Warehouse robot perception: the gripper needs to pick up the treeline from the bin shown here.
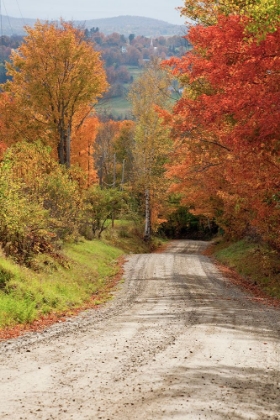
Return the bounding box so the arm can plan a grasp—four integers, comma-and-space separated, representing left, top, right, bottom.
85, 29, 190, 65
0, 34, 23, 54
0, 22, 120, 266
0, 138, 132, 266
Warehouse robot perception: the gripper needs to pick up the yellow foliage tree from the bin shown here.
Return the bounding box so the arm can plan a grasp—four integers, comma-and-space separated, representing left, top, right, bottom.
2, 20, 108, 167
128, 60, 172, 240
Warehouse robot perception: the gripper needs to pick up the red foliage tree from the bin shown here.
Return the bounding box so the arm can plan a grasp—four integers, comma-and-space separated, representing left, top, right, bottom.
164, 15, 280, 247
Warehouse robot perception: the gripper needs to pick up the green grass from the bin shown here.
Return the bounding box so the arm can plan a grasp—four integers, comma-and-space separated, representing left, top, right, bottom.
97, 96, 132, 119
0, 220, 161, 329
213, 238, 280, 299
126, 66, 143, 79
0, 239, 123, 328
102, 221, 151, 253
96, 65, 145, 119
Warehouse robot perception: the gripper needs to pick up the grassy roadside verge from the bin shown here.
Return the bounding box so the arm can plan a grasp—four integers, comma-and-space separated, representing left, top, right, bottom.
209, 238, 280, 303
0, 240, 123, 335
0, 223, 159, 338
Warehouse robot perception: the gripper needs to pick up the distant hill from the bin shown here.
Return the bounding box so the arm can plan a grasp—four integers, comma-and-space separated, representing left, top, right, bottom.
0, 15, 185, 37
0, 15, 35, 36
78, 16, 185, 36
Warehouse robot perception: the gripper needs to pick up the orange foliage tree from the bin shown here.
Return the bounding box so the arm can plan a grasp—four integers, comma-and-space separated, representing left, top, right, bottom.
0, 91, 52, 149
164, 14, 280, 247
1, 20, 108, 167
94, 119, 135, 189
71, 112, 99, 187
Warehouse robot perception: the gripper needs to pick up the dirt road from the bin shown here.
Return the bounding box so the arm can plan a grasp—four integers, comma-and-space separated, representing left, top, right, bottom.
0, 240, 280, 419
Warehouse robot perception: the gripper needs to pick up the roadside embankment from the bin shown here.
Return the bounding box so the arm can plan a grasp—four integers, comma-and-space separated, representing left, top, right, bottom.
0, 222, 160, 339
208, 238, 280, 307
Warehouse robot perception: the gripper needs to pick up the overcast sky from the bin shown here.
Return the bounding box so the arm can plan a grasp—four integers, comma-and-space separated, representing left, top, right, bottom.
1, 0, 186, 25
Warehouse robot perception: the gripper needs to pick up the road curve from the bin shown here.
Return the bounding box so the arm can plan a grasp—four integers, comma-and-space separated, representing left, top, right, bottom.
0, 240, 280, 419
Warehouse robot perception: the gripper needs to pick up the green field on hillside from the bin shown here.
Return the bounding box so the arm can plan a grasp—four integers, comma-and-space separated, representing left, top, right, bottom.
97, 96, 132, 120
97, 65, 144, 119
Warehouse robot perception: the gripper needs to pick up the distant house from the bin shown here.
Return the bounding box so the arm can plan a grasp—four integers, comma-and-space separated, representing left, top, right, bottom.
121, 46, 127, 54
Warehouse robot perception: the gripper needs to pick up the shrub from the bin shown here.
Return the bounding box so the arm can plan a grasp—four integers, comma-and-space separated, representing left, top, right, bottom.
0, 142, 84, 264
0, 161, 51, 264
81, 187, 128, 238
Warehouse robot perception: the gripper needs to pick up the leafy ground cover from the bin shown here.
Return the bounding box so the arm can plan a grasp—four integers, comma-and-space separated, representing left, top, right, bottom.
209, 238, 280, 305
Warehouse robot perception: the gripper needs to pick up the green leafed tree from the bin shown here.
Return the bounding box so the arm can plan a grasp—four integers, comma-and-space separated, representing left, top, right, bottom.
81, 186, 128, 239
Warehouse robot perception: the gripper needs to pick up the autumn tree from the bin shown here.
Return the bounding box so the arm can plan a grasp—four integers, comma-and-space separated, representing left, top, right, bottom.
164, 8, 280, 247
0, 91, 52, 148
179, 0, 280, 36
94, 119, 135, 189
71, 113, 99, 187
81, 186, 128, 239
2, 20, 108, 167
128, 60, 172, 240
94, 119, 122, 188
113, 120, 135, 188
0, 141, 85, 264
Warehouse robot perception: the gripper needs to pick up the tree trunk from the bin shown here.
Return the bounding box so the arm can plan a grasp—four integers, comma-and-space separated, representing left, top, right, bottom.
144, 188, 151, 241
113, 153, 116, 188
120, 159, 125, 191
99, 155, 104, 189
65, 126, 71, 168
58, 128, 65, 165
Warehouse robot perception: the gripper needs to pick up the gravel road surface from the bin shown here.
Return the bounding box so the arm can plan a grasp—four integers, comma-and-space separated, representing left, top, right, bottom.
0, 240, 280, 419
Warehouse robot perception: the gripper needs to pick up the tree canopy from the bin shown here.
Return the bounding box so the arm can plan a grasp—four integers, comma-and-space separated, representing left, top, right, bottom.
180, 0, 280, 35
128, 60, 173, 240
164, 1, 280, 248
2, 20, 108, 166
